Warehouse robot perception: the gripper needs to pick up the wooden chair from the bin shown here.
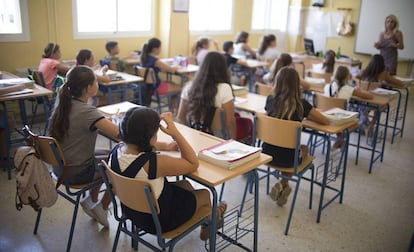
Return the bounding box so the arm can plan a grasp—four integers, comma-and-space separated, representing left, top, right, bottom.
210, 107, 228, 139
314, 93, 347, 110
309, 71, 332, 84
255, 82, 272, 96
99, 160, 211, 252
252, 113, 315, 235
134, 65, 181, 113
22, 125, 104, 252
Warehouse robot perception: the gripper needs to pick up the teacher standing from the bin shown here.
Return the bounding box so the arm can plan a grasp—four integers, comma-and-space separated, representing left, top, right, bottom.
374, 14, 404, 75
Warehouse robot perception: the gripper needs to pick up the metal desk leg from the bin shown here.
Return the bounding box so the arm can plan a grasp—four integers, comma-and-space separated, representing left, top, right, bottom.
380, 105, 389, 162
400, 87, 410, 137
209, 187, 218, 252
1, 101, 12, 180
253, 169, 259, 251
339, 129, 350, 203
391, 90, 402, 144
317, 136, 331, 223
368, 106, 381, 174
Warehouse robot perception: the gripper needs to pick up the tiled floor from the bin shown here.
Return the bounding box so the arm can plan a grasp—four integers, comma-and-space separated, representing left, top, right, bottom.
0, 97, 413, 252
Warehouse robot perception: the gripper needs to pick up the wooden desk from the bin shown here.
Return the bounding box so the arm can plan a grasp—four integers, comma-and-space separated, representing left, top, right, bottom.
302, 119, 358, 223
0, 75, 52, 179
157, 123, 271, 252
99, 72, 143, 104
162, 61, 199, 87
234, 93, 266, 114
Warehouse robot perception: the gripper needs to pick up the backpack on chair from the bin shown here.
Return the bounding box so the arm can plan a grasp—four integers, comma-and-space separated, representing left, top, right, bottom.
14, 132, 58, 212
235, 112, 253, 145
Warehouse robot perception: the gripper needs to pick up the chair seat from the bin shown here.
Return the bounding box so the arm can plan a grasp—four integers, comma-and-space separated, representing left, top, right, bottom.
68, 177, 103, 190
267, 155, 315, 174
161, 204, 210, 239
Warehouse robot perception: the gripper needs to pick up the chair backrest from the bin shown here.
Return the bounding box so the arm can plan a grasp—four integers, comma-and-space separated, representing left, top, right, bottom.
210, 107, 227, 139
255, 113, 301, 150
102, 160, 160, 214
310, 71, 332, 83
134, 65, 157, 85
358, 80, 381, 91
22, 125, 65, 167
32, 71, 46, 87
314, 93, 347, 110
255, 82, 272, 96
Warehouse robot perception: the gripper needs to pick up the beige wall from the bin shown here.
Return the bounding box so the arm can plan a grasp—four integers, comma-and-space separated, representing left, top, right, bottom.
0, 0, 410, 76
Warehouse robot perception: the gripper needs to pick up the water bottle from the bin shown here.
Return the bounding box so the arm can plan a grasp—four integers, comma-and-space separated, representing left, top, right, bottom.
336, 47, 341, 59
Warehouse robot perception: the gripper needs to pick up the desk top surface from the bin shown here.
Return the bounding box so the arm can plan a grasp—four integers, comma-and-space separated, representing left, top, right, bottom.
245, 59, 270, 68
235, 93, 267, 114
101, 71, 143, 86
158, 123, 272, 186
0, 84, 52, 101
302, 119, 358, 134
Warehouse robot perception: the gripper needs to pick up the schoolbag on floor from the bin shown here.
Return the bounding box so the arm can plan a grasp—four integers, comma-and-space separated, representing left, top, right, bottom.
14, 145, 58, 211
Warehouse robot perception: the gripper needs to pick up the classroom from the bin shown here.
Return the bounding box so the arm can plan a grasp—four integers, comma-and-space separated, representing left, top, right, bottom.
0, 0, 413, 251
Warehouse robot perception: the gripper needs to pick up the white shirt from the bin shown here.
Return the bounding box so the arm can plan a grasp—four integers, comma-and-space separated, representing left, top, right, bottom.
196, 48, 208, 66
181, 82, 234, 107
259, 47, 280, 62
324, 81, 355, 101
115, 151, 164, 199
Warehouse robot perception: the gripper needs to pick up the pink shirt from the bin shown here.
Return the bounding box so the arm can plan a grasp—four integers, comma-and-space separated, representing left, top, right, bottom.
38, 58, 60, 90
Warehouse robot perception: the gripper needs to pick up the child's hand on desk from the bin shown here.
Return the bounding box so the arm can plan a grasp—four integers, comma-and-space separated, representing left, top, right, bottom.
101, 65, 109, 74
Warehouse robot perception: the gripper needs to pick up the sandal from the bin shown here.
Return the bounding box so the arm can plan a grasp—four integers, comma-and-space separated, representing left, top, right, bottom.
200, 201, 227, 241
276, 186, 292, 207
269, 182, 283, 201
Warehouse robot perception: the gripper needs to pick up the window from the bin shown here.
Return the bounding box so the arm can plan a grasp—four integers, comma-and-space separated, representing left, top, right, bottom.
0, 0, 30, 42
73, 0, 153, 39
189, 0, 233, 33
251, 0, 288, 31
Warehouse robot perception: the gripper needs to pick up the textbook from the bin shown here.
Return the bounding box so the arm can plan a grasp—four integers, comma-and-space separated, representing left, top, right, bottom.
322, 107, 359, 125
232, 84, 248, 97
304, 77, 326, 86
198, 140, 262, 169
0, 78, 33, 96
370, 88, 398, 96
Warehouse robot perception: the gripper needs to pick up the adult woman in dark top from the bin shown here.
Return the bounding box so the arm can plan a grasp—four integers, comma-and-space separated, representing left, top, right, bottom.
263, 67, 329, 206
374, 14, 404, 75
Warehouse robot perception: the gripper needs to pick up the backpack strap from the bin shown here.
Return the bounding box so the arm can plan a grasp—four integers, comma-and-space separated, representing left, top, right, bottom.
110, 144, 157, 179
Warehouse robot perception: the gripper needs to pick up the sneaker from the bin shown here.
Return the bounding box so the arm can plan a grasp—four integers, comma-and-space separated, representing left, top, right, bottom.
200, 201, 227, 241
91, 202, 109, 228
80, 195, 96, 220
269, 183, 283, 202
276, 186, 292, 207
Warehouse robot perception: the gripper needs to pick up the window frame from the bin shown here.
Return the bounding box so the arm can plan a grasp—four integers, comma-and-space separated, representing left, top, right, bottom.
72, 0, 155, 39
0, 0, 30, 42
189, 0, 234, 35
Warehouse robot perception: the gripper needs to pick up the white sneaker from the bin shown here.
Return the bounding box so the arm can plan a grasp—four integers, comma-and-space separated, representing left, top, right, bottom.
80, 195, 96, 220
91, 202, 109, 228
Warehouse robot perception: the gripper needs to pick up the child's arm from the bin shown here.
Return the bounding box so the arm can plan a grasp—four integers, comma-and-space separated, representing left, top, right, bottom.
156, 112, 199, 177
380, 71, 405, 88
56, 63, 71, 73
242, 43, 257, 59
95, 118, 120, 141
353, 87, 373, 99
308, 108, 330, 125
155, 59, 179, 73
300, 78, 311, 90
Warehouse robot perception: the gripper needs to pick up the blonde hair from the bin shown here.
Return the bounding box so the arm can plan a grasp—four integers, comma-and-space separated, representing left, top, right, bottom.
385, 14, 399, 32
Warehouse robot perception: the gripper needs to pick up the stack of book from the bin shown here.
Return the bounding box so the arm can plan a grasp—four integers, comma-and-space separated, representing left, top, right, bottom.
305, 77, 326, 87
370, 88, 398, 96
0, 78, 34, 96
198, 139, 261, 169
321, 107, 359, 125
232, 84, 248, 97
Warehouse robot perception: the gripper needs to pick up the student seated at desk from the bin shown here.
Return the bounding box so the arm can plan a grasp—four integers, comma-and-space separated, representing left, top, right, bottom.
38, 43, 71, 90
312, 50, 336, 74
264, 53, 311, 90
257, 34, 280, 63
140, 38, 180, 112
177, 52, 237, 140
191, 37, 220, 66
76, 49, 110, 84
48, 66, 119, 227
324, 66, 373, 148
263, 67, 329, 206
222, 41, 249, 86
101, 41, 126, 72
109, 107, 227, 240
234, 31, 256, 59
356, 54, 404, 88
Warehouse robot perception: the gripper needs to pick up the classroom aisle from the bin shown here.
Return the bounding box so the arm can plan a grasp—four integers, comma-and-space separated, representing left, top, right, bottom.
0, 97, 413, 252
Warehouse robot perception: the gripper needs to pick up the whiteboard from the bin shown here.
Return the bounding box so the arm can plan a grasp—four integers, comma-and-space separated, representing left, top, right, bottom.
354, 0, 414, 59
